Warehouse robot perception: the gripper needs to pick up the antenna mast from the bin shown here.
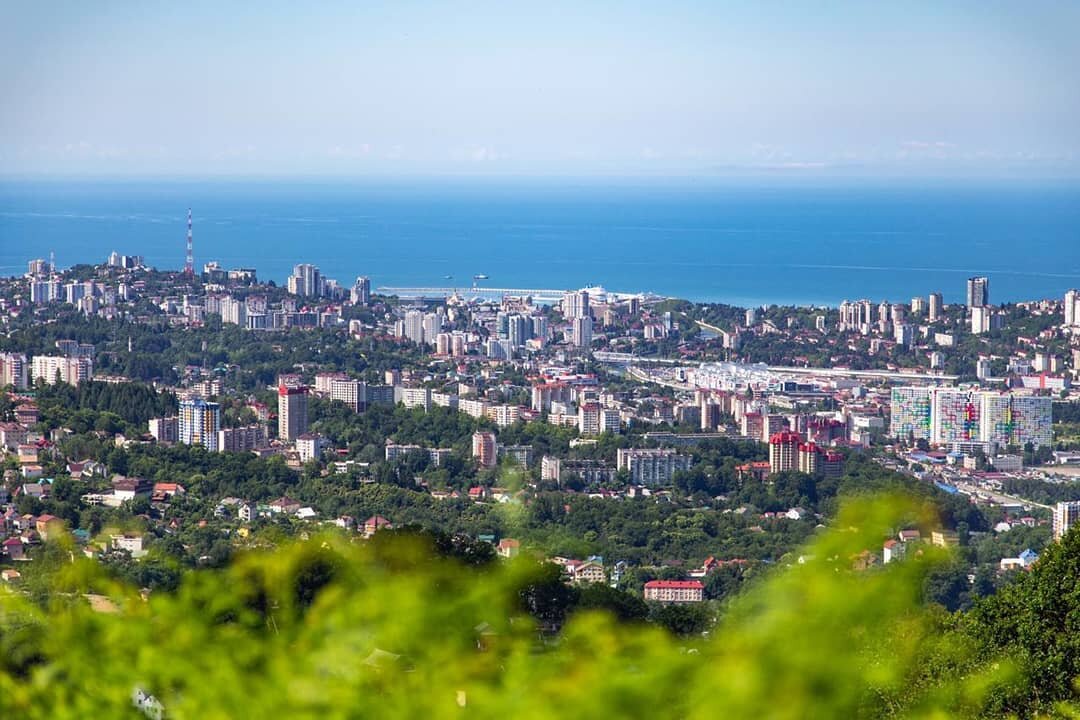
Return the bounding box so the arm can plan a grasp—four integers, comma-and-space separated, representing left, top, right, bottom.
184, 209, 194, 277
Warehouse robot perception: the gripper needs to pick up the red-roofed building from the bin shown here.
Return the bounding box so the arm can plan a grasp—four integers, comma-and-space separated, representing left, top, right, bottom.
35, 514, 63, 541
643, 579, 704, 603
363, 515, 392, 538
769, 431, 802, 474
822, 450, 845, 478
497, 538, 520, 558
3, 537, 25, 560
269, 496, 302, 515
736, 461, 771, 482
883, 539, 904, 564
798, 442, 821, 475
152, 482, 186, 503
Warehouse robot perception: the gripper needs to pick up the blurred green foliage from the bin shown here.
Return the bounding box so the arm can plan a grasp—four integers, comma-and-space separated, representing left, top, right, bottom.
5, 493, 1080, 719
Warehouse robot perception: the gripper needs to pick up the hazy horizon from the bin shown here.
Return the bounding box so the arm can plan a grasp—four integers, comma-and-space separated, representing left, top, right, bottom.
3, 2, 1078, 179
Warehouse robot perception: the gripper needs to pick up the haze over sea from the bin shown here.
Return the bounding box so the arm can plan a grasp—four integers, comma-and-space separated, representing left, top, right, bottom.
2, 178, 1078, 308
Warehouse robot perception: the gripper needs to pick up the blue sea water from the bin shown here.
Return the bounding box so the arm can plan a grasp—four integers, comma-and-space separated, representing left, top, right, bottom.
1, 177, 1078, 307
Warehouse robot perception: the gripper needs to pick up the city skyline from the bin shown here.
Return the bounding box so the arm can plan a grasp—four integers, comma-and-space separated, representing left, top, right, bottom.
2, 2, 1079, 178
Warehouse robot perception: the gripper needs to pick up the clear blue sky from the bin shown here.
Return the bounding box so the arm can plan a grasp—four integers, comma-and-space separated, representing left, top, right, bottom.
2, 1, 1078, 177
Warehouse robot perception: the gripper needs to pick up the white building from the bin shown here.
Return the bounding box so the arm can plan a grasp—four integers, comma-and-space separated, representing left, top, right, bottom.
616, 448, 691, 486
571, 316, 593, 349
1063, 289, 1080, 328
296, 433, 329, 463
0, 353, 29, 389
31, 355, 93, 385
397, 386, 432, 411
220, 296, 246, 325
1053, 501, 1080, 541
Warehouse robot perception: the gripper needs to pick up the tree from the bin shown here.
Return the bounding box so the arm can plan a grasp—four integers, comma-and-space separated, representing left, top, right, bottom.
517, 562, 578, 631
963, 525, 1080, 715
648, 601, 711, 636
576, 583, 649, 623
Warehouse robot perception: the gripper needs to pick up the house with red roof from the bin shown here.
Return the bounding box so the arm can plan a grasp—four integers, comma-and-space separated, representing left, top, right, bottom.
362, 515, 393, 538
496, 538, 520, 559
35, 514, 64, 541
2, 537, 25, 561
883, 539, 904, 564
269, 496, 302, 515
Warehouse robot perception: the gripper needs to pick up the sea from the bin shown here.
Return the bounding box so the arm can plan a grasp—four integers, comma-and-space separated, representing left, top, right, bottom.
1, 177, 1078, 308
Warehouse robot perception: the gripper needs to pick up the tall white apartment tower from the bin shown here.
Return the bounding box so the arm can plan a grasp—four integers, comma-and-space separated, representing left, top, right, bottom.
966, 276, 989, 309
928, 293, 943, 322
572, 316, 593, 349
563, 290, 590, 319
1065, 289, 1080, 327
1054, 501, 1080, 541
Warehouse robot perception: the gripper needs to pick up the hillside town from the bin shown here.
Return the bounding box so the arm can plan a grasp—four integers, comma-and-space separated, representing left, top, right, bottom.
2, 255, 1080, 612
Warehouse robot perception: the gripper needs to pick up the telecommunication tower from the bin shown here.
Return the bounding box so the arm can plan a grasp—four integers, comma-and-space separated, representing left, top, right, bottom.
184, 209, 194, 277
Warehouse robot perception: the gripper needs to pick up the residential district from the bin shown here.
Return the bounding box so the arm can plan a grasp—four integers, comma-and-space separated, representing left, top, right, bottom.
3, 250, 1080, 623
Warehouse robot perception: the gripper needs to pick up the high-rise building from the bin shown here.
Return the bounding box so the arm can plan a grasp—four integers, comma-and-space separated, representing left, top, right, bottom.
563, 290, 590, 319
894, 323, 914, 348
578, 402, 601, 435
531, 316, 549, 344
329, 378, 365, 412
218, 424, 267, 453
403, 310, 426, 345
616, 448, 691, 486
890, 387, 1051, 449
0, 353, 29, 389
979, 393, 1053, 450
769, 431, 801, 474
506, 314, 531, 348
148, 416, 179, 444
220, 296, 246, 325
822, 450, 845, 478
966, 276, 989, 309
931, 389, 981, 444
422, 312, 443, 344
600, 408, 621, 434
472, 431, 497, 468
1065, 289, 1080, 328
278, 385, 309, 441
178, 398, 221, 451
288, 264, 322, 297
889, 387, 933, 441
928, 293, 943, 322
27, 258, 50, 277
30, 356, 92, 386
838, 300, 873, 333
1054, 501, 1080, 541
351, 276, 371, 305
29, 280, 60, 304
571, 316, 593, 348
798, 442, 821, 475
911, 297, 926, 316
971, 305, 992, 335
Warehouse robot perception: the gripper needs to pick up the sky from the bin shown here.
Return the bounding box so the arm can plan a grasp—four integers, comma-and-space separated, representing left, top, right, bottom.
1, 1, 1079, 178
